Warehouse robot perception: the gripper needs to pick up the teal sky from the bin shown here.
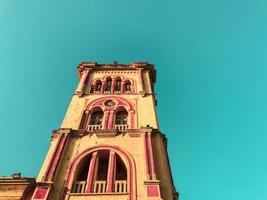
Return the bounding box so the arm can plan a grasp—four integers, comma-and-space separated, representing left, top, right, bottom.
1, 0, 267, 199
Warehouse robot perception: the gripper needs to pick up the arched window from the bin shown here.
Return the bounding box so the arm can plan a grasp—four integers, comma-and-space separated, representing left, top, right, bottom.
72, 150, 128, 194
95, 81, 102, 92
105, 78, 112, 91
89, 111, 103, 125
114, 78, 121, 92
115, 110, 128, 125
124, 81, 131, 92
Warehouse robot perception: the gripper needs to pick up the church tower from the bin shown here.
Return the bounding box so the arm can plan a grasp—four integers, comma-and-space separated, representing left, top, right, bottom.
32, 62, 178, 200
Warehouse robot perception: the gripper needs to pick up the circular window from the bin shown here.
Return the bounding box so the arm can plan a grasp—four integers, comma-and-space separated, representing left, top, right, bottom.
104, 100, 115, 107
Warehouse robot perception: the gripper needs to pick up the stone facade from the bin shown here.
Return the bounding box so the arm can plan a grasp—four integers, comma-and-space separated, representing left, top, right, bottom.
0, 62, 178, 200
0, 173, 36, 200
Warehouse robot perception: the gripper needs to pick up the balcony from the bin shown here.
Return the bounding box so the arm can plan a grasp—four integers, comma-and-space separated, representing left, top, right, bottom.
114, 180, 127, 193
87, 125, 102, 132
93, 180, 106, 193
72, 181, 86, 193
114, 124, 128, 132
124, 91, 131, 94
71, 180, 127, 194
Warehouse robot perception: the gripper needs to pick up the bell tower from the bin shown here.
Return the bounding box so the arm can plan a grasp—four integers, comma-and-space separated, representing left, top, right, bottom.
32, 62, 178, 200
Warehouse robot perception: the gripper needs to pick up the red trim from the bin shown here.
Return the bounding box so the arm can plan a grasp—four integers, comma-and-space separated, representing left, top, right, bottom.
143, 134, 150, 179
147, 133, 156, 179
106, 152, 116, 192
101, 81, 105, 93
64, 145, 136, 200
129, 111, 135, 129
32, 187, 50, 200
107, 111, 114, 129
46, 134, 68, 180
85, 96, 135, 111
44, 134, 62, 181
147, 185, 159, 197
79, 111, 90, 129
103, 111, 109, 129
111, 79, 115, 93
82, 112, 90, 130
85, 152, 98, 193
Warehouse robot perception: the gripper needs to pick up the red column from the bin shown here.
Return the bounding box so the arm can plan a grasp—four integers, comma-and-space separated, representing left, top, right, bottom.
106, 151, 116, 192
111, 79, 115, 93
76, 69, 89, 94
129, 110, 135, 129
144, 133, 150, 180
101, 81, 106, 93
82, 111, 90, 130
45, 133, 68, 181
85, 152, 98, 193
103, 110, 110, 129
147, 132, 156, 179
107, 110, 115, 129
121, 81, 125, 93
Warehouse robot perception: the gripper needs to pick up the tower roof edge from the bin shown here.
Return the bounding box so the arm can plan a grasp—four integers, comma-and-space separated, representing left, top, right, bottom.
76, 61, 156, 82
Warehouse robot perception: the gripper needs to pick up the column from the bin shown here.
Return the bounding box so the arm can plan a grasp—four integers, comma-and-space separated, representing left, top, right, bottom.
129, 110, 135, 129
101, 81, 106, 93
111, 79, 115, 93
81, 111, 90, 130
76, 69, 89, 94
107, 110, 115, 129
106, 151, 116, 192
137, 68, 144, 92
103, 110, 110, 129
147, 132, 156, 179
85, 152, 98, 193
144, 133, 150, 180
121, 81, 125, 93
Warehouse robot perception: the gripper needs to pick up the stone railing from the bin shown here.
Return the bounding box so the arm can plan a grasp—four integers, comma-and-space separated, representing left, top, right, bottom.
71, 180, 128, 194
72, 181, 86, 193
114, 124, 128, 132
114, 180, 127, 193
87, 125, 102, 132
93, 180, 107, 193
91, 91, 133, 95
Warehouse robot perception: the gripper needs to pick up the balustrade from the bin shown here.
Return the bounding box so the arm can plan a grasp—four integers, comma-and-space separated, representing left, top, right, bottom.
87, 125, 102, 132
72, 181, 86, 193
114, 124, 128, 131
114, 180, 127, 193
71, 180, 127, 194
93, 180, 107, 193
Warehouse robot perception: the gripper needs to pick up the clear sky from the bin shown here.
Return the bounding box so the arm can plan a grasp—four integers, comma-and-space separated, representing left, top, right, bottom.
1, 0, 267, 199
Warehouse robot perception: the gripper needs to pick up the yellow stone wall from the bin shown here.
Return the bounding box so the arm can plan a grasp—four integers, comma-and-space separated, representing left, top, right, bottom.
36, 66, 177, 200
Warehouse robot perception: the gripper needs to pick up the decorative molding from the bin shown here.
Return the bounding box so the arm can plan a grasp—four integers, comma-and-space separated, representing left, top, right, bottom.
63, 145, 136, 200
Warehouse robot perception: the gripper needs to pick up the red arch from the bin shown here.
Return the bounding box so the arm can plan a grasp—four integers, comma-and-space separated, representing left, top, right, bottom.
85, 96, 135, 112
64, 145, 136, 200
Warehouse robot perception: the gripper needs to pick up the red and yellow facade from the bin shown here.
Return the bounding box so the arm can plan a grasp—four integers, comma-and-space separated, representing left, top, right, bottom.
0, 62, 178, 200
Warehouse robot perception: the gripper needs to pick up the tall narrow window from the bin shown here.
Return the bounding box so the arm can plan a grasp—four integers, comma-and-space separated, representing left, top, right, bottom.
115, 110, 128, 125
125, 82, 131, 92
114, 79, 121, 91
95, 81, 102, 91
72, 150, 128, 194
105, 78, 112, 91
89, 111, 103, 125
